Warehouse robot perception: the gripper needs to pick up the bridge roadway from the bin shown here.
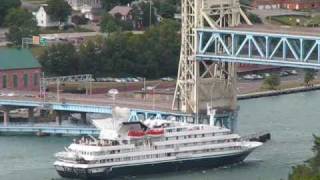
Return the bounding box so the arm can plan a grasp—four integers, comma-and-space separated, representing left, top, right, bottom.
0, 90, 193, 124
0, 91, 194, 135
0, 92, 175, 113
228, 24, 320, 37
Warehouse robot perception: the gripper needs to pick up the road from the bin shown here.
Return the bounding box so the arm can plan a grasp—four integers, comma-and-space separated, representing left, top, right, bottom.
0, 90, 176, 113
0, 69, 316, 113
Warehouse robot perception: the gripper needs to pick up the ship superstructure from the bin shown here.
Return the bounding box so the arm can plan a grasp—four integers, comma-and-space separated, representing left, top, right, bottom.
54, 115, 262, 179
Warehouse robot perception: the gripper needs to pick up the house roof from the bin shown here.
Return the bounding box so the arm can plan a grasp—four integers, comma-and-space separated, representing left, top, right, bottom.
0, 48, 41, 70
109, 6, 132, 16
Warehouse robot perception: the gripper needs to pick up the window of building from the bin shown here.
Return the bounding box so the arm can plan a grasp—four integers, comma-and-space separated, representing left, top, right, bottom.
13, 75, 18, 88
33, 73, 39, 86
23, 74, 28, 88
2, 75, 7, 88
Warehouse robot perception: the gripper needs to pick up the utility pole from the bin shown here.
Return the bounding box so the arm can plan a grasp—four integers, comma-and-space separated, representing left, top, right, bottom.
57, 79, 60, 102
149, 0, 152, 26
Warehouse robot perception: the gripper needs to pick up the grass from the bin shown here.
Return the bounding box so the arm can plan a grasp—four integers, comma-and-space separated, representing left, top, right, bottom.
269, 15, 309, 26
259, 79, 320, 92
268, 15, 320, 27
22, 0, 48, 4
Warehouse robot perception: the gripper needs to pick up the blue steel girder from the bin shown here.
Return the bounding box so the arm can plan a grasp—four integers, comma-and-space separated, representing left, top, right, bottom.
196, 28, 320, 69
0, 99, 192, 122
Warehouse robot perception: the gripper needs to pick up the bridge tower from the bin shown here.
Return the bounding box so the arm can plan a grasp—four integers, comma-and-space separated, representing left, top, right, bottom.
173, 0, 252, 131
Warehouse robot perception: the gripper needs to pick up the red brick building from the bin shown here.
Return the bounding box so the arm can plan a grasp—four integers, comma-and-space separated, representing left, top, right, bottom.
252, 0, 282, 10
253, 0, 320, 10
0, 48, 42, 91
282, 0, 320, 10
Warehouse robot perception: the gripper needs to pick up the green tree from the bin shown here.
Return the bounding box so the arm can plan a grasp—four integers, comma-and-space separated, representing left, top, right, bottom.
100, 14, 122, 33
79, 38, 106, 78
140, 2, 158, 27
304, 69, 317, 87
263, 73, 280, 90
100, 14, 132, 33
288, 135, 320, 180
40, 43, 79, 76
5, 8, 39, 46
154, 0, 177, 18
40, 19, 180, 78
0, 0, 21, 26
46, 0, 72, 23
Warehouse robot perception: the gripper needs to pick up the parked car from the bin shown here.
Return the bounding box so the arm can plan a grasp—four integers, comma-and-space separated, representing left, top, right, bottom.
287, 70, 298, 75
161, 77, 174, 81
280, 71, 289, 77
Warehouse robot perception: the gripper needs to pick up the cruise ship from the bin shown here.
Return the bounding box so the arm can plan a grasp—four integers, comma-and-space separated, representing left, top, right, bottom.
54, 108, 262, 179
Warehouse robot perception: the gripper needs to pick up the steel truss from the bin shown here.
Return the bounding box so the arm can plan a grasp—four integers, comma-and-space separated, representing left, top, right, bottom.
173, 0, 251, 127
197, 29, 320, 69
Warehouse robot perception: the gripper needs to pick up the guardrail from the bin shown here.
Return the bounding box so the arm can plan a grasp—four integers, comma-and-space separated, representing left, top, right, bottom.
0, 124, 99, 135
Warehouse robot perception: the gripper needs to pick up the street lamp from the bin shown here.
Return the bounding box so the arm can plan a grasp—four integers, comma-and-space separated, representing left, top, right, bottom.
108, 89, 119, 107
147, 83, 160, 110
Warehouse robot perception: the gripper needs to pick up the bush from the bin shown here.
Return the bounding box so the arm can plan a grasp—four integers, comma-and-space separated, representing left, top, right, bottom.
72, 15, 89, 25
304, 69, 317, 86
263, 74, 280, 90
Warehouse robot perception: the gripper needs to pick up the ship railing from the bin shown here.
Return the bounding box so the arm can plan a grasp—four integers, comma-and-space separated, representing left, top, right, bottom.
0, 122, 96, 128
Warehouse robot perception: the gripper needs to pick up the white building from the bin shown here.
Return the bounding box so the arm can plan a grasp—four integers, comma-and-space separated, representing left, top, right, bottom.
34, 4, 71, 28
80, 4, 94, 20
33, 5, 60, 27
66, 0, 102, 11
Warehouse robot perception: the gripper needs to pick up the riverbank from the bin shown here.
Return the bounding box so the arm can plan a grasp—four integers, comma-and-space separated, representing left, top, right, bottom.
238, 84, 320, 100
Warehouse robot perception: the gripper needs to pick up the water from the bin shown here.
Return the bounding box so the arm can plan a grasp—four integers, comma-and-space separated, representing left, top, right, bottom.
1, 91, 320, 180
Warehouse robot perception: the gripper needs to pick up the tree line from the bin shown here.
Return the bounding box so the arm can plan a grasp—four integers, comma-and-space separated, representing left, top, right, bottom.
288, 135, 320, 180
40, 19, 180, 79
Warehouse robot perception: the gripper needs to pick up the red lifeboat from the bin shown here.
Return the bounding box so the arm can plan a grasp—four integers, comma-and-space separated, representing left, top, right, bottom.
146, 129, 164, 136
128, 130, 145, 138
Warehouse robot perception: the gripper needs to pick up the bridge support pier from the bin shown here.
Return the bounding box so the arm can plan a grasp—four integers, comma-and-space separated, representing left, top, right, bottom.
3, 109, 9, 126
55, 111, 62, 125
28, 108, 34, 122
80, 112, 87, 124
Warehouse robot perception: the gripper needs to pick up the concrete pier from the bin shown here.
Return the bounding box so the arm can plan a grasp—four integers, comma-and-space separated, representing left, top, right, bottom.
55, 111, 62, 125
3, 109, 9, 126
28, 108, 34, 122
80, 112, 87, 124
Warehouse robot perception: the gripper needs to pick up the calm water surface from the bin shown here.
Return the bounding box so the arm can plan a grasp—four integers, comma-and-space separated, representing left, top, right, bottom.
1, 91, 320, 180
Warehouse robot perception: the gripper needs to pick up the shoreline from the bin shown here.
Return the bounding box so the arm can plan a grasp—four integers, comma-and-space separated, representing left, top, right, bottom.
238, 84, 320, 100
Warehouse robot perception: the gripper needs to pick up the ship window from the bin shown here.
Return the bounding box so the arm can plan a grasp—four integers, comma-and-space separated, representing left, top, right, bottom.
176, 136, 179, 140
202, 134, 205, 137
